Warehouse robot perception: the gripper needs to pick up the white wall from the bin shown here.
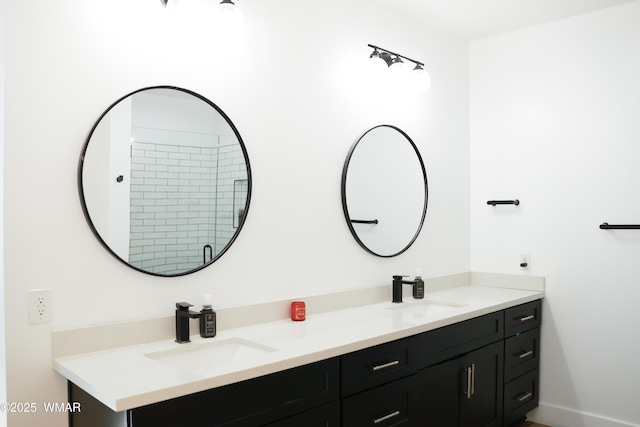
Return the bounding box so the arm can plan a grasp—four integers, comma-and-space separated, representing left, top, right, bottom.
470, 2, 640, 426
4, 1, 469, 425
0, 0, 6, 424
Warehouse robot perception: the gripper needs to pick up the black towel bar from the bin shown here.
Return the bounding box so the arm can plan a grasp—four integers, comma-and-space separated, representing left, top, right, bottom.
599, 223, 640, 230
351, 219, 379, 224
487, 200, 519, 206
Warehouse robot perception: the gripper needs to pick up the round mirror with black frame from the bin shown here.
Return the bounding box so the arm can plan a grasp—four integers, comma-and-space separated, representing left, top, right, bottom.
341, 125, 427, 257
79, 86, 251, 276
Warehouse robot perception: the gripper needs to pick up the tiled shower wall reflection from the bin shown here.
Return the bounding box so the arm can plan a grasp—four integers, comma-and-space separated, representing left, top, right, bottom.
129, 138, 247, 275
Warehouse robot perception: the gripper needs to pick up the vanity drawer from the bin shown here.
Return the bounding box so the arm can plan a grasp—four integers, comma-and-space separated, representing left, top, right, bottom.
342, 374, 419, 426
504, 368, 539, 427
504, 300, 541, 337
341, 336, 418, 396
504, 328, 540, 382
417, 311, 503, 369
264, 401, 340, 427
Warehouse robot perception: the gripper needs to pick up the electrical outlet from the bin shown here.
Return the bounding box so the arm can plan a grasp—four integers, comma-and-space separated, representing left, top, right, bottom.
29, 289, 52, 324
520, 253, 530, 269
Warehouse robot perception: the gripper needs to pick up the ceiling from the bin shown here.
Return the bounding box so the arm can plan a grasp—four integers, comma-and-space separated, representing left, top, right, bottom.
373, 0, 638, 40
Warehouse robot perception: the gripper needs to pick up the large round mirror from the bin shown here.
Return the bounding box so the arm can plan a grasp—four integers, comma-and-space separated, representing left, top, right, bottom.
341, 125, 427, 257
79, 86, 251, 276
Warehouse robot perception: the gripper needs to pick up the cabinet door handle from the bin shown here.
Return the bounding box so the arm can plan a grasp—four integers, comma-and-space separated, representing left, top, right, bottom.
470, 363, 475, 396
465, 365, 473, 399
519, 314, 535, 322
372, 360, 400, 371
518, 350, 534, 359
517, 392, 533, 402
373, 410, 400, 424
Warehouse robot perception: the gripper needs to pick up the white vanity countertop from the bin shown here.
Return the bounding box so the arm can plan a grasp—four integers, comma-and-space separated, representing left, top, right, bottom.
54, 283, 543, 412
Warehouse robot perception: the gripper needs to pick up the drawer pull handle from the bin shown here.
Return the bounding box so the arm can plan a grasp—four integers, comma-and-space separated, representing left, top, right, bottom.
372, 360, 400, 371
517, 392, 533, 402
518, 350, 534, 359
373, 410, 400, 424
519, 315, 535, 322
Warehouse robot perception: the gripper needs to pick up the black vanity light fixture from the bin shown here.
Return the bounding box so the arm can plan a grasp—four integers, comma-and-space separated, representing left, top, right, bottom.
161, 0, 240, 9
368, 44, 431, 93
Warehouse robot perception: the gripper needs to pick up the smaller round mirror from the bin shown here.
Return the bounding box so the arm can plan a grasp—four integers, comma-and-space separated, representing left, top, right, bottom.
79, 86, 251, 276
341, 125, 428, 257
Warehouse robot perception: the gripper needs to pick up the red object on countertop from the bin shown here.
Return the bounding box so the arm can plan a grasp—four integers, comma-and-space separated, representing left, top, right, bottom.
291, 301, 306, 321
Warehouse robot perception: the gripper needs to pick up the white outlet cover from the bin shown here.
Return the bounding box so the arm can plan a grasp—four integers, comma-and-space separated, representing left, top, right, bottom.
29, 289, 52, 324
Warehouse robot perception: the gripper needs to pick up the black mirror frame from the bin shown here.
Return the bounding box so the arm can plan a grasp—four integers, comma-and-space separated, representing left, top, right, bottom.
341, 124, 428, 258
78, 86, 252, 277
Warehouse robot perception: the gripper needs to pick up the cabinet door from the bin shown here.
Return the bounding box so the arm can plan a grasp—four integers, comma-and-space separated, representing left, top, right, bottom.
419, 353, 461, 426
419, 341, 503, 427
459, 341, 503, 427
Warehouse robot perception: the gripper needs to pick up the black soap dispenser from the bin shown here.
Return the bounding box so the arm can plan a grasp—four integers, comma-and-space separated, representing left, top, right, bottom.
412, 269, 425, 299
200, 299, 216, 338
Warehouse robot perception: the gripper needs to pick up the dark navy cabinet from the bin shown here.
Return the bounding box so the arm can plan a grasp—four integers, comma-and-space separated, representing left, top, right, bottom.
420, 340, 504, 427
502, 300, 542, 427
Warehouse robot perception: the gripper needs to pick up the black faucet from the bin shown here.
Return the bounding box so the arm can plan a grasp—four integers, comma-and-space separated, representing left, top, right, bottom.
175, 302, 201, 343
392, 275, 425, 303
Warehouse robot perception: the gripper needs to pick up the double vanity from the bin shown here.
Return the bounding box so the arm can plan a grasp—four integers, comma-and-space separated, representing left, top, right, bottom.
54, 273, 544, 427
69, 86, 543, 426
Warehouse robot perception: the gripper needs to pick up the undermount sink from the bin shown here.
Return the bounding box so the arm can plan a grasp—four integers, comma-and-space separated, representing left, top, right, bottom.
145, 338, 278, 371
385, 300, 465, 316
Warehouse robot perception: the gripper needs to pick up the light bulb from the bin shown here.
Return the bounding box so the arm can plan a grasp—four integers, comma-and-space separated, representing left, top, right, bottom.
389, 56, 408, 74
413, 64, 431, 93
217, 0, 244, 35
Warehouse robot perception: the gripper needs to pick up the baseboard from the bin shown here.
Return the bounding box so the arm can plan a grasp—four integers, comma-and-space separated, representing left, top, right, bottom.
529, 403, 638, 427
